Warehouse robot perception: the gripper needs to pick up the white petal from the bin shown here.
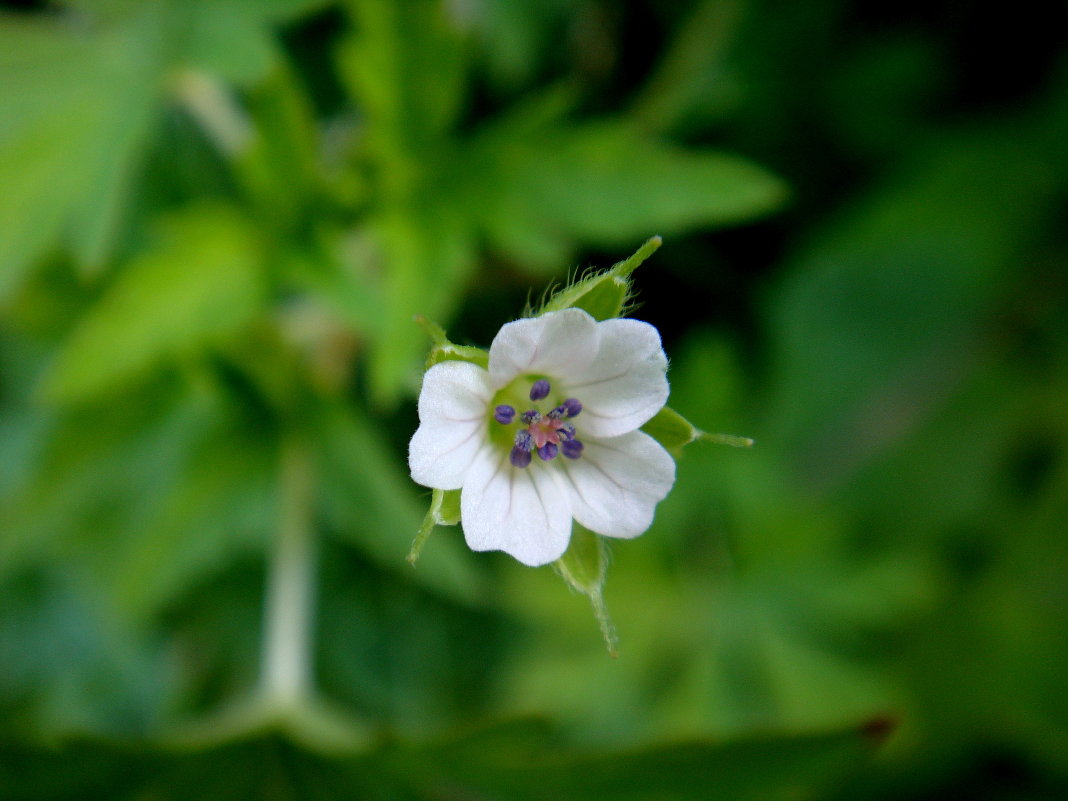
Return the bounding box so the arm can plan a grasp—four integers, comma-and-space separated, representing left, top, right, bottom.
488, 309, 599, 389
408, 361, 493, 490
564, 318, 669, 438
460, 445, 573, 566
417, 360, 494, 422
409, 418, 484, 490
557, 430, 675, 539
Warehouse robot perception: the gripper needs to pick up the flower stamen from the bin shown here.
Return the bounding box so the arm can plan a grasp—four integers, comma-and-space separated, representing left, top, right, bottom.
561, 439, 584, 459
510, 446, 532, 468
538, 443, 558, 461
529, 379, 551, 401
501, 385, 588, 468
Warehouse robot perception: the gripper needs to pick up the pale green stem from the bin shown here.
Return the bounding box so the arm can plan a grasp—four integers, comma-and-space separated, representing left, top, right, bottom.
171, 68, 252, 156
261, 435, 316, 708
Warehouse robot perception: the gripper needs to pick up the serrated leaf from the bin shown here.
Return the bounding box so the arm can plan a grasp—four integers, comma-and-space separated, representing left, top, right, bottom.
469, 122, 787, 270
0, 11, 164, 292
338, 0, 467, 159
41, 204, 265, 403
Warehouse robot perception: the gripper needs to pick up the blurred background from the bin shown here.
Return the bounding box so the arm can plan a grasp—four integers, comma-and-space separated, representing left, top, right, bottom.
1, 0, 1067, 798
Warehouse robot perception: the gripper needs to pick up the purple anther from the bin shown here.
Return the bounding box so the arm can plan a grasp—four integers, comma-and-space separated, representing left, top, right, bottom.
529, 379, 551, 401
546, 406, 565, 420
562, 398, 583, 417
514, 429, 534, 451
520, 409, 541, 424
559, 423, 576, 441
538, 442, 558, 461
561, 439, 584, 459
494, 404, 516, 424
510, 446, 532, 468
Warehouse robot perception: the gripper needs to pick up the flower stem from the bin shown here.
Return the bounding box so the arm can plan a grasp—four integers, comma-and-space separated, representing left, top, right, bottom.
261, 435, 316, 708
171, 68, 252, 156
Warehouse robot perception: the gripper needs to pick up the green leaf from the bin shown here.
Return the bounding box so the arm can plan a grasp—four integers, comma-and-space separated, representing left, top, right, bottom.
0, 719, 885, 801
177, 0, 330, 85
555, 526, 617, 655
314, 402, 483, 604
338, 0, 467, 166
41, 203, 265, 403
409, 719, 887, 801
0, 11, 164, 292
468, 122, 787, 270
364, 206, 478, 404
766, 127, 1064, 482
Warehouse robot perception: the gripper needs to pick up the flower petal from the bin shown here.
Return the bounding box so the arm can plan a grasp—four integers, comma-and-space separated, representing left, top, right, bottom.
460, 445, 573, 566
417, 360, 494, 422
409, 418, 484, 490
557, 430, 675, 539
563, 318, 669, 438
488, 309, 599, 389
409, 361, 493, 490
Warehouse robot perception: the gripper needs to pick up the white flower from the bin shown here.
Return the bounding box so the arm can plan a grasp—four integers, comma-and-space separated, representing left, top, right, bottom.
408, 308, 676, 566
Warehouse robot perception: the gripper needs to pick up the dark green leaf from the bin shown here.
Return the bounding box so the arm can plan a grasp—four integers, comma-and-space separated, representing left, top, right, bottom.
0, 719, 884, 801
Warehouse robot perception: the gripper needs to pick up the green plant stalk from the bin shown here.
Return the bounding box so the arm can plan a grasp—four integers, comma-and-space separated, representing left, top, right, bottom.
172, 68, 252, 156
261, 434, 317, 709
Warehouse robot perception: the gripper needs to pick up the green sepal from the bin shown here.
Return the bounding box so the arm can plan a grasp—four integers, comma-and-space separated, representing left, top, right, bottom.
408, 488, 462, 564
541, 236, 662, 321
416, 315, 489, 369
642, 406, 754, 455
554, 525, 618, 656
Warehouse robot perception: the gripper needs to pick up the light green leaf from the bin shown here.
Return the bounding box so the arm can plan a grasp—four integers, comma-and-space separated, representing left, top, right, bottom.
0, 11, 164, 291
469, 122, 787, 270
336, 0, 476, 402
41, 203, 265, 403
338, 0, 467, 165
176, 0, 330, 85
364, 207, 478, 405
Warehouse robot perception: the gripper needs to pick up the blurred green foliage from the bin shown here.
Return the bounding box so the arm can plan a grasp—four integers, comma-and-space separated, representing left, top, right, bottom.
1, 0, 1067, 799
